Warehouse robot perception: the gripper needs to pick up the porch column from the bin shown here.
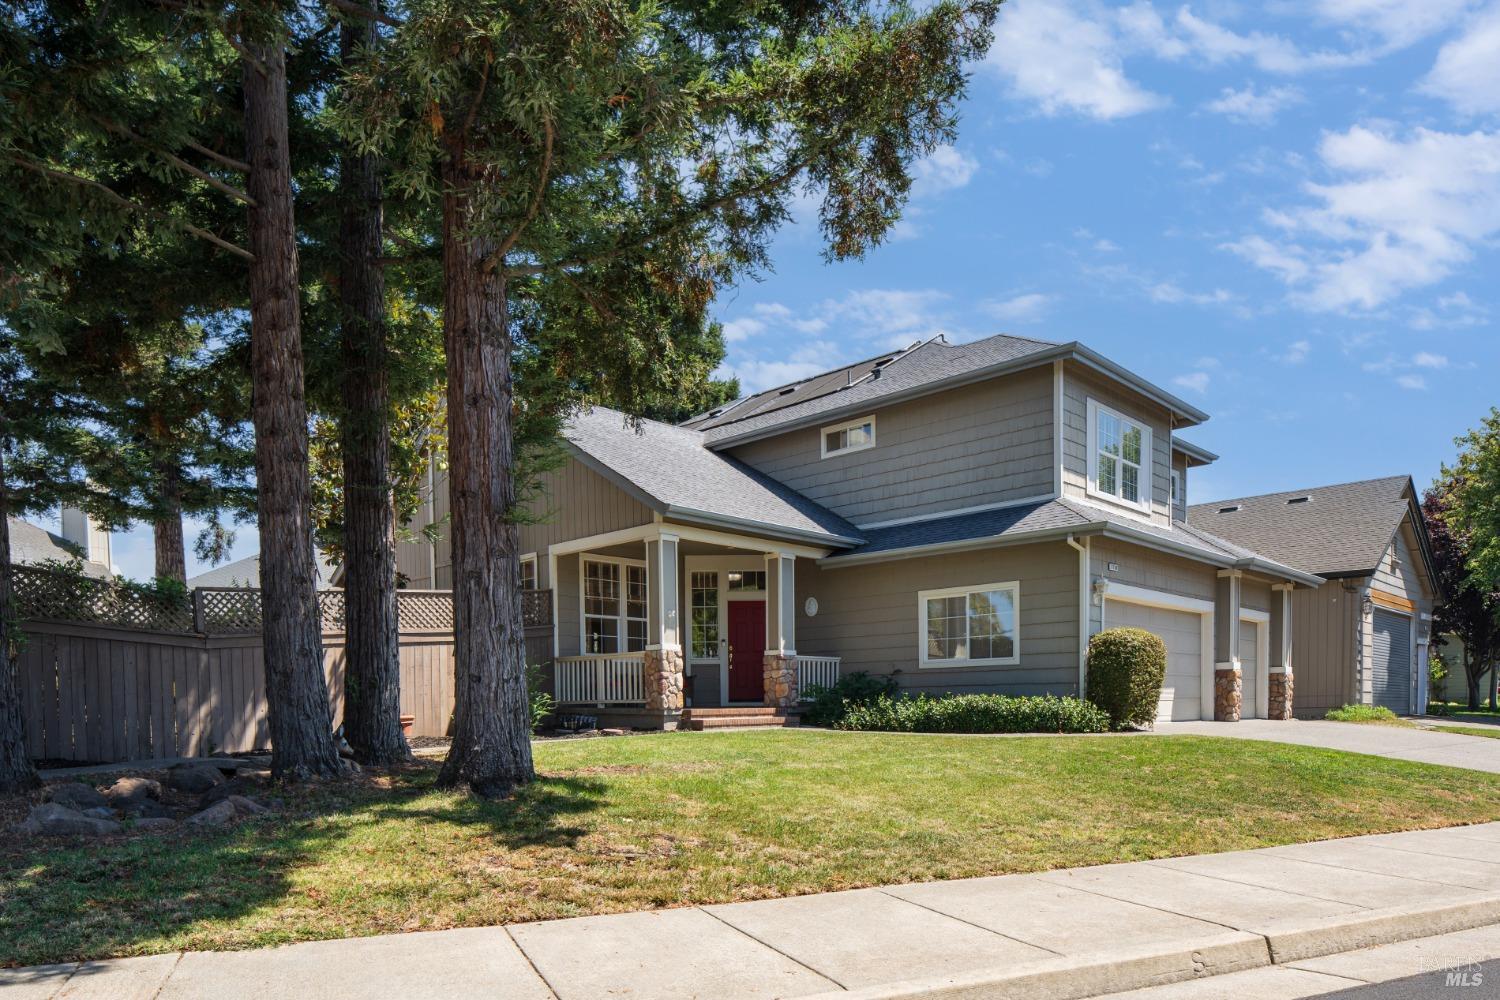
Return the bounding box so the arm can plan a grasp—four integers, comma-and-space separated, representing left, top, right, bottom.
643, 532, 684, 723
763, 552, 798, 708
1214, 571, 1242, 722
1269, 584, 1294, 719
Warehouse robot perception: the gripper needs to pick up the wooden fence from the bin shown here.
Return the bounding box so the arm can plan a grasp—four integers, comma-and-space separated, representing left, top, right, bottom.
10, 569, 555, 763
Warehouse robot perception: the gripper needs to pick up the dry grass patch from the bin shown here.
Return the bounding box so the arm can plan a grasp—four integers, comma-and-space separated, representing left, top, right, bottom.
5, 730, 1500, 967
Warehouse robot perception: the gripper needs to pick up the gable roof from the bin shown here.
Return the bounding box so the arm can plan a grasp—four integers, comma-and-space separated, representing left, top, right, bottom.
686, 333, 1211, 447
563, 406, 863, 548
7, 516, 111, 578
1187, 476, 1419, 578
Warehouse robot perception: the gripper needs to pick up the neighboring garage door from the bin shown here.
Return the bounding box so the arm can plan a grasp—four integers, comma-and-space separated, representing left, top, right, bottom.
1239, 620, 1260, 720
1371, 608, 1412, 715
1107, 601, 1203, 722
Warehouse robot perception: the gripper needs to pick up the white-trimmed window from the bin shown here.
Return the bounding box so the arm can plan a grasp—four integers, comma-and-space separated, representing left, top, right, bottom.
519, 554, 538, 591
1087, 399, 1151, 512
690, 572, 719, 659
918, 581, 1020, 668
821, 414, 876, 458
582, 557, 647, 654
1170, 470, 1182, 505
726, 570, 765, 592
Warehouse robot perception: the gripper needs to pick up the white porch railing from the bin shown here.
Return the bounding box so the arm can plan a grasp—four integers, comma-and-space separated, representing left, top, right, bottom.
796, 655, 841, 699
554, 652, 647, 706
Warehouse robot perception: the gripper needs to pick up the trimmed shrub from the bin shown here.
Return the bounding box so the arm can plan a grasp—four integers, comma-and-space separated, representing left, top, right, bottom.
1325, 704, 1401, 724
837, 693, 1110, 734
800, 671, 899, 726
1086, 627, 1167, 730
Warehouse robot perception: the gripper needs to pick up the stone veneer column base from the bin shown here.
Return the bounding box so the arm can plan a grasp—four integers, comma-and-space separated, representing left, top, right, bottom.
643, 646, 684, 714
1214, 666, 1243, 722
763, 653, 798, 708
1268, 671, 1294, 720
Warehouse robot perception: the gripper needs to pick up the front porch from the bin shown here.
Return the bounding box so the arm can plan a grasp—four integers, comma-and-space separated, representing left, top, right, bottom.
539, 523, 842, 728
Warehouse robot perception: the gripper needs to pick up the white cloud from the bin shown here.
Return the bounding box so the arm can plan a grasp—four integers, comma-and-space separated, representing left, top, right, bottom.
1173, 371, 1212, 394
1312, 0, 1476, 49
1413, 351, 1450, 368
753, 302, 792, 320
1421, 5, 1500, 117
1203, 84, 1304, 125
987, 0, 1167, 120
1169, 9, 1372, 73
983, 293, 1053, 323
912, 146, 980, 196
820, 289, 951, 337
1276, 339, 1312, 364
721, 317, 765, 343
1396, 373, 1428, 390
1148, 282, 1234, 306
1224, 125, 1500, 311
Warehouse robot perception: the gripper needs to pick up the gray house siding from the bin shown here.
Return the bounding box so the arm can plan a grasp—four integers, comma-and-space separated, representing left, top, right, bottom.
1087, 538, 1216, 636
798, 541, 1080, 697
1170, 452, 1188, 522
726, 366, 1055, 526
1292, 580, 1362, 717
1241, 578, 1272, 614
1354, 524, 1434, 710
1062, 363, 1173, 527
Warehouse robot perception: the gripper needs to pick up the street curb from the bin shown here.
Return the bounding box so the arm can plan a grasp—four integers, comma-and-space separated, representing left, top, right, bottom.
1263, 895, 1500, 964
797, 895, 1500, 1000
798, 932, 1270, 1000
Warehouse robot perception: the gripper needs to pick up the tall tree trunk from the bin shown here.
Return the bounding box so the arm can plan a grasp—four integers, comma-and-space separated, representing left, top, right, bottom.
0, 434, 41, 793
1467, 650, 1481, 711
436, 162, 534, 798
338, 7, 406, 766
153, 488, 187, 584
243, 38, 343, 781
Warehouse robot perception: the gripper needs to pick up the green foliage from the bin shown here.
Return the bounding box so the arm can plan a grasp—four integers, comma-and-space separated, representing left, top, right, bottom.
1423, 479, 1500, 710
1087, 627, 1168, 730
526, 663, 556, 735
1325, 704, 1402, 724
1429, 650, 1450, 692
1444, 408, 1500, 594
837, 693, 1110, 734
799, 671, 899, 726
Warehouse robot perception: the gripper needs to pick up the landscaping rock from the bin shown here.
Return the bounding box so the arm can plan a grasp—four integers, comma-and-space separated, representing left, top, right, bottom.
45, 782, 108, 811
82, 806, 117, 820
17, 802, 122, 837
117, 797, 172, 820
104, 776, 163, 803
168, 762, 225, 794
184, 799, 238, 827
132, 817, 176, 832
197, 776, 261, 810
226, 795, 268, 816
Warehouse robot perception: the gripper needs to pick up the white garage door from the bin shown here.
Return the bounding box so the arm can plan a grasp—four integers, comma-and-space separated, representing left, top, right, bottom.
1239, 620, 1260, 720
1106, 600, 1203, 722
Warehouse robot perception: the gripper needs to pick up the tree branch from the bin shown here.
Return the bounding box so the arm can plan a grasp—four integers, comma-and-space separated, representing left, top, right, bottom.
94, 117, 256, 206
185, 141, 250, 175
7, 156, 254, 261
325, 0, 401, 28
485, 117, 554, 271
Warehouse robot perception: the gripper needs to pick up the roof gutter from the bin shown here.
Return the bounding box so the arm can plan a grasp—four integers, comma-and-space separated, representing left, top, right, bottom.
662, 504, 863, 549
705, 342, 1210, 451
1097, 522, 1324, 587
819, 523, 1103, 568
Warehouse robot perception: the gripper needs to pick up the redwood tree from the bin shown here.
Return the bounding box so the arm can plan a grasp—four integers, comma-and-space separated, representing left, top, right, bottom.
341, 0, 1000, 796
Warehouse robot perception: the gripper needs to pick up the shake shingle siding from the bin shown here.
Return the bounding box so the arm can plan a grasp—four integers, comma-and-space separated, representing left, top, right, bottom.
727, 369, 1055, 526
799, 542, 1081, 696
1062, 363, 1175, 527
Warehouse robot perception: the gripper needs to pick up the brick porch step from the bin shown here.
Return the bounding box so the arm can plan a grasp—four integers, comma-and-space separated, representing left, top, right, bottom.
680, 707, 800, 731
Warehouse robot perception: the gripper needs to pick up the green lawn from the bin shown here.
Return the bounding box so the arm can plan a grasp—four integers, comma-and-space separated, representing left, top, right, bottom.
5, 730, 1500, 967
1429, 725, 1500, 740
1430, 702, 1500, 726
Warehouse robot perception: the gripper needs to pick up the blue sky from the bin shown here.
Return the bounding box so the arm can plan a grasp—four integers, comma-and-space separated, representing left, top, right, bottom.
87, 0, 1500, 580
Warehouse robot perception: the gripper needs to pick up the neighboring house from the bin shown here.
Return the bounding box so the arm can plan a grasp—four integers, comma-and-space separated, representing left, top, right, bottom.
401, 332, 1328, 729
187, 552, 340, 590
8, 512, 112, 579
1188, 477, 1440, 718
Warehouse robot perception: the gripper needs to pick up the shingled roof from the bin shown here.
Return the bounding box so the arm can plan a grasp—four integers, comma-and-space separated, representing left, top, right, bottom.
1187, 476, 1417, 578
563, 406, 863, 547
7, 517, 110, 578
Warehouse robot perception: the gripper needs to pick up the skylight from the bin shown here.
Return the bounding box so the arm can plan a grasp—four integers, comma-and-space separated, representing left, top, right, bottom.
1218, 505, 1242, 513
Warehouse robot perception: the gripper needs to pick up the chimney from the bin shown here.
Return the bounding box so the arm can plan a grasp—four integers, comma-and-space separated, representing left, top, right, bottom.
59, 506, 112, 569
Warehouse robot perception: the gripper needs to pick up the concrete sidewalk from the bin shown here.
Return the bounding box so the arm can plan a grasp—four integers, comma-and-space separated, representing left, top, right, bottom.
9, 823, 1500, 1000
1156, 719, 1500, 774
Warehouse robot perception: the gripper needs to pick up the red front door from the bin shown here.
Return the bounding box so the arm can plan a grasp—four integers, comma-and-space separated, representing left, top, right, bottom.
727, 600, 766, 702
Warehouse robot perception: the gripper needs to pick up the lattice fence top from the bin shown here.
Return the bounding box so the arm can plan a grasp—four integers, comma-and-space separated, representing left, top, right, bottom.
9, 565, 549, 636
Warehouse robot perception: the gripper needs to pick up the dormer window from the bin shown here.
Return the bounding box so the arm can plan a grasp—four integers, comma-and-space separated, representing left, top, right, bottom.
1086, 399, 1151, 513
821, 415, 876, 458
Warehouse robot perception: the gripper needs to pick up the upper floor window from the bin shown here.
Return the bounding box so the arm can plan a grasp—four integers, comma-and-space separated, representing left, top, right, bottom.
1170, 470, 1182, 505
821, 415, 876, 458
520, 554, 538, 591
919, 581, 1020, 668
1087, 399, 1151, 513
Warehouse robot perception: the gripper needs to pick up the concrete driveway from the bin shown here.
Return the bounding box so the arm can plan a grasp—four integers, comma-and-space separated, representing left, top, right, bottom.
1156, 720, 1500, 774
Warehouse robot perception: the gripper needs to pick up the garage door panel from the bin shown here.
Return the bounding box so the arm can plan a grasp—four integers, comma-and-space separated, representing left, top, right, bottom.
1372, 608, 1411, 715
1239, 620, 1259, 720
1106, 600, 1203, 722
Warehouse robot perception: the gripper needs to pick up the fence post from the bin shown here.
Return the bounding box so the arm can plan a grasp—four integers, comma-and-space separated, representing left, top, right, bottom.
596, 656, 606, 709
192, 588, 206, 634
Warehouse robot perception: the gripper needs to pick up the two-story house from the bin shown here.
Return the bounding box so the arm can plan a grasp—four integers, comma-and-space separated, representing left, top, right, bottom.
400, 332, 1335, 729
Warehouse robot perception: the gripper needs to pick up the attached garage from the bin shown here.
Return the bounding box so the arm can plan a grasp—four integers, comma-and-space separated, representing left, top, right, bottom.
1238, 614, 1268, 720
1102, 583, 1213, 723
1371, 607, 1412, 715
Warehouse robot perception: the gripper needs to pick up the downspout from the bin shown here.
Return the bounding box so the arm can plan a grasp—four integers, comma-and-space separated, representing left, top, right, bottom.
1067, 535, 1089, 699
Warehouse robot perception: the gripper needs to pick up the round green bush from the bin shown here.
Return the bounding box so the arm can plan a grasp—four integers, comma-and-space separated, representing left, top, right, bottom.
1086, 626, 1167, 729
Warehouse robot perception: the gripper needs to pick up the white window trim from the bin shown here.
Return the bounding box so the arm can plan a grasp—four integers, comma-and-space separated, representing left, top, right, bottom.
520, 553, 538, 589
1086, 398, 1152, 514
1170, 469, 1182, 505
820, 414, 877, 459
917, 580, 1021, 669
578, 553, 648, 655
